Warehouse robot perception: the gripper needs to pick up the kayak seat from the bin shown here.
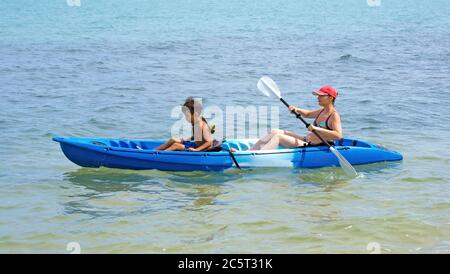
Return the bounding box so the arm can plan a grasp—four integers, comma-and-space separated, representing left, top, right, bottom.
229, 143, 241, 151
221, 143, 230, 150
119, 141, 129, 148
137, 142, 149, 150
239, 143, 250, 151
129, 141, 140, 149
109, 141, 119, 147
90, 141, 107, 146
222, 142, 241, 151
221, 139, 255, 151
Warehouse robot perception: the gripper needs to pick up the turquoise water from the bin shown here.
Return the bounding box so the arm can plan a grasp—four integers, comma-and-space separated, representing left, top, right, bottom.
1, 0, 450, 253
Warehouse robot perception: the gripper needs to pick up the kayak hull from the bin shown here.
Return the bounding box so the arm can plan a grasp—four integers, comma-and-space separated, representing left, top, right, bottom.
53, 137, 403, 171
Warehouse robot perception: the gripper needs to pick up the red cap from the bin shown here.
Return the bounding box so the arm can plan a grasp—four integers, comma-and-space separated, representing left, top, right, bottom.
312, 86, 338, 99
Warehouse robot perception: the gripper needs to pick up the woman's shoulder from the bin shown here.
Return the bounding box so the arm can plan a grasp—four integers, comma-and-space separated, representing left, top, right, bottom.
328, 110, 341, 125
310, 108, 324, 117
331, 110, 341, 118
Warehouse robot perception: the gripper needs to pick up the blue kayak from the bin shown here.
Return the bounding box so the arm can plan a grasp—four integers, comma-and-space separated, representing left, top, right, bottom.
53, 137, 403, 171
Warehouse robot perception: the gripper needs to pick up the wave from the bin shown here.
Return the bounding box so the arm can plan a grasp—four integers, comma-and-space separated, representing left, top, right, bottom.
336, 54, 372, 63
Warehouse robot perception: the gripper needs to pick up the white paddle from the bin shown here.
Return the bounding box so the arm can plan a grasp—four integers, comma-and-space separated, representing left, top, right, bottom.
257, 76, 358, 177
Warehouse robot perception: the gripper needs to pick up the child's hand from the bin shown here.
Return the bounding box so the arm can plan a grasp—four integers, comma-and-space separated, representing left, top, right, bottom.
187, 148, 198, 152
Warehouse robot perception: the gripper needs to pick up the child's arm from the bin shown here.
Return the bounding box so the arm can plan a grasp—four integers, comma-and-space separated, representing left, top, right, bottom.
187, 121, 213, 152
202, 122, 213, 142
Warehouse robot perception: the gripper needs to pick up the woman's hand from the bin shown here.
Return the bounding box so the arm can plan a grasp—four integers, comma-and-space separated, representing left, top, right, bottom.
288, 105, 298, 114
187, 148, 198, 152
307, 124, 318, 132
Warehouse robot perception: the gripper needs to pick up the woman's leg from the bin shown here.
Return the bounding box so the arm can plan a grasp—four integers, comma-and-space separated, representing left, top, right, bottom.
154, 138, 178, 150
164, 142, 186, 151
260, 133, 307, 150
283, 130, 306, 141
250, 129, 285, 150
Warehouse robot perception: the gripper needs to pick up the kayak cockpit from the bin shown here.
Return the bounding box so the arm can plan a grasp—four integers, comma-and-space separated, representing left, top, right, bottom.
53, 137, 379, 152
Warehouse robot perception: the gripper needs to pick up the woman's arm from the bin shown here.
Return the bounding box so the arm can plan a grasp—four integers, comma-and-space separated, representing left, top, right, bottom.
308, 126, 342, 140
288, 106, 322, 118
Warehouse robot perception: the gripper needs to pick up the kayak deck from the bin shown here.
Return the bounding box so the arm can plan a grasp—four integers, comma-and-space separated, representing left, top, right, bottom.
53, 137, 403, 171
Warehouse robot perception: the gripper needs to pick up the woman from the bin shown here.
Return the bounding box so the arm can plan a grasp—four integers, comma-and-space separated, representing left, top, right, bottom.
250, 86, 343, 150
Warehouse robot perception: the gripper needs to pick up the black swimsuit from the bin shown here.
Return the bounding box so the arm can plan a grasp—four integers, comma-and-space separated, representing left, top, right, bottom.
313, 109, 334, 130
299, 109, 336, 147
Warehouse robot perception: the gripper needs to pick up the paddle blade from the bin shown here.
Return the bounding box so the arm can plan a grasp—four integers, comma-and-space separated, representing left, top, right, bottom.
329, 146, 358, 178
257, 76, 282, 99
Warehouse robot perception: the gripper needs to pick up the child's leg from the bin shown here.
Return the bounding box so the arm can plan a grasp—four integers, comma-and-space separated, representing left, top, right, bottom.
154, 138, 179, 150
164, 142, 186, 151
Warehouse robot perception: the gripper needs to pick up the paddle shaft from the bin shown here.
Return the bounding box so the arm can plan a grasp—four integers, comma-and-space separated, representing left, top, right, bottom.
279, 98, 333, 147
222, 147, 241, 169
228, 150, 241, 169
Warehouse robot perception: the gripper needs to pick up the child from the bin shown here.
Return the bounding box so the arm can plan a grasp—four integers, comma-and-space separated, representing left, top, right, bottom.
155, 97, 215, 152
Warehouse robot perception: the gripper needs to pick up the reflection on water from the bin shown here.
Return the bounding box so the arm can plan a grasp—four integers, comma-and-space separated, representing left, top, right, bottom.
293, 161, 404, 188
63, 168, 158, 192
296, 168, 351, 186
48, 160, 441, 253
60, 167, 242, 219
166, 170, 244, 184
354, 162, 404, 175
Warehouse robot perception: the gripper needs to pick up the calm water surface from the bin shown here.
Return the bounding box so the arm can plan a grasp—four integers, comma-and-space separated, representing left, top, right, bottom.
1, 0, 449, 253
